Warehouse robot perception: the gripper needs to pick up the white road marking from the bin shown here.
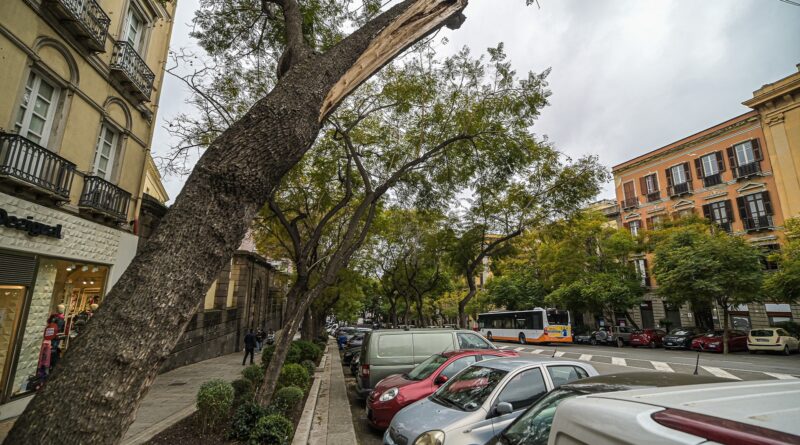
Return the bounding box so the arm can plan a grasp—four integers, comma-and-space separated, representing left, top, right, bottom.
554, 351, 565, 357
762, 372, 799, 380
651, 361, 675, 373
611, 357, 627, 367
579, 354, 593, 362
499, 346, 510, 350
531, 349, 544, 355
514, 347, 525, 352
701, 366, 742, 380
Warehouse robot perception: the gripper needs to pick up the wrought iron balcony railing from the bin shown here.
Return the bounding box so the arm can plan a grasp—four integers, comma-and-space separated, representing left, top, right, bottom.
668, 181, 692, 197
110, 40, 155, 102
734, 161, 761, 180
702, 173, 723, 188
0, 133, 75, 200
44, 0, 110, 51
743, 215, 774, 232
621, 197, 638, 210
646, 191, 661, 202
79, 175, 131, 222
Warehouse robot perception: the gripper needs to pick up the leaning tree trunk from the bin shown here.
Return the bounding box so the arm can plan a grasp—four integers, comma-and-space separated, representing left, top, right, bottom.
722, 306, 730, 355
301, 309, 314, 341
5, 2, 468, 443
458, 278, 478, 329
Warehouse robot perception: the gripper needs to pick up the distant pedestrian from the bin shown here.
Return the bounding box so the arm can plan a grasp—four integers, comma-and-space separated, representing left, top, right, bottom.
256, 328, 265, 352
243, 329, 256, 365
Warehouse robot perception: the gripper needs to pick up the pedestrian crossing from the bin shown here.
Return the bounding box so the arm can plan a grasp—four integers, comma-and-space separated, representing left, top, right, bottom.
497, 345, 800, 381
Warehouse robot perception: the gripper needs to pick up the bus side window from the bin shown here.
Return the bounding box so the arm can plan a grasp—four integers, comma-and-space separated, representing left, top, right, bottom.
532, 312, 544, 330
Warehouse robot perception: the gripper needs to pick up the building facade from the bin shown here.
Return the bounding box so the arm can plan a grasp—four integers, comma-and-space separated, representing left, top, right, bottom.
0, 0, 175, 419
612, 110, 799, 331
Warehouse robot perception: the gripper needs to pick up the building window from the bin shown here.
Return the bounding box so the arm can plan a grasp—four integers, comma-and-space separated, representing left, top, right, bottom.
626, 220, 641, 236
667, 163, 692, 196
634, 258, 649, 287
622, 181, 637, 209
702, 200, 733, 232
696, 152, 725, 187
14, 71, 61, 147
765, 303, 792, 326
737, 192, 773, 231
735, 141, 755, 166
640, 174, 660, 202
124, 5, 147, 53
92, 124, 119, 180
646, 215, 665, 230
670, 164, 687, 185
760, 244, 780, 271
727, 140, 762, 179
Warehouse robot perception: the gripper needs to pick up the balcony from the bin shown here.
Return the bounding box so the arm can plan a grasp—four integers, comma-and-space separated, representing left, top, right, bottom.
703, 173, 723, 188
646, 191, 661, 203
714, 221, 732, 233
79, 175, 131, 222
110, 41, 155, 102
0, 133, 75, 201
743, 215, 773, 232
600, 203, 620, 217
734, 161, 761, 180
621, 197, 638, 210
668, 181, 692, 197
44, 0, 110, 52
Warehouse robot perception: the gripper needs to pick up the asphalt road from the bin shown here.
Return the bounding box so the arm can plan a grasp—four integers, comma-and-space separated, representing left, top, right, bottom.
344, 342, 800, 444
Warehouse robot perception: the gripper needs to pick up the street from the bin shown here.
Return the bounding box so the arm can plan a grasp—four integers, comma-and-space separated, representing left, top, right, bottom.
343, 341, 800, 444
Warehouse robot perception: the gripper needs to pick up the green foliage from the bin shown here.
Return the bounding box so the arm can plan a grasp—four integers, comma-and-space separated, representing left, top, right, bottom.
242, 365, 265, 389
301, 359, 316, 376
486, 267, 546, 310
764, 217, 800, 303
261, 345, 275, 367
269, 385, 306, 417
293, 340, 322, 363
250, 414, 294, 445
196, 379, 234, 431
231, 378, 255, 408
229, 401, 267, 441
278, 364, 310, 391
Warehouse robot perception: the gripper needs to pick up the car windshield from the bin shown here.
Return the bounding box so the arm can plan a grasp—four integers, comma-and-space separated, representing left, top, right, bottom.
406, 354, 448, 381
546, 310, 569, 325
669, 329, 693, 336
500, 388, 578, 445
432, 365, 508, 412
704, 331, 724, 337
751, 330, 775, 337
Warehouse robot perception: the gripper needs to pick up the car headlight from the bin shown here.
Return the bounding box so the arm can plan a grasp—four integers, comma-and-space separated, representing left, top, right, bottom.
413, 430, 445, 445
379, 387, 399, 402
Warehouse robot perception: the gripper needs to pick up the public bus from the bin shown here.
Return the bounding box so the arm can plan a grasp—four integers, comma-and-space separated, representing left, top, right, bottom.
477, 307, 572, 344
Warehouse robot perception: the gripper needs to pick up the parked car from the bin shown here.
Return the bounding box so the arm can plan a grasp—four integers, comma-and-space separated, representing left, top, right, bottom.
662, 327, 707, 350
357, 328, 496, 399
486, 372, 730, 445
350, 350, 361, 377
690, 329, 748, 352
367, 349, 519, 429
589, 326, 633, 347
384, 357, 597, 445
572, 333, 592, 344
546, 380, 800, 444
628, 328, 667, 348
748, 328, 800, 355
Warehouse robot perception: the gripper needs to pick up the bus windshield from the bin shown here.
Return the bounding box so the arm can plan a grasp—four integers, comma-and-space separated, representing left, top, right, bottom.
546, 310, 569, 325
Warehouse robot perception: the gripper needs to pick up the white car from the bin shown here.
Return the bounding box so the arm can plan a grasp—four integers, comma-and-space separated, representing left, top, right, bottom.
747, 328, 799, 355
547, 380, 800, 444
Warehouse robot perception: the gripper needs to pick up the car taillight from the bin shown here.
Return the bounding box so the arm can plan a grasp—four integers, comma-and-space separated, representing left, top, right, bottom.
361, 364, 370, 377
652, 409, 799, 445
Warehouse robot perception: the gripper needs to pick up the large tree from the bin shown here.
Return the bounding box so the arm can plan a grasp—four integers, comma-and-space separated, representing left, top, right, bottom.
763, 217, 800, 304
5, 1, 473, 443
653, 226, 764, 354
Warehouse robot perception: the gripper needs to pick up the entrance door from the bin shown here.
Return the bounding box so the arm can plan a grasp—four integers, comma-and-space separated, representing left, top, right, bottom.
640, 302, 655, 329
665, 306, 682, 330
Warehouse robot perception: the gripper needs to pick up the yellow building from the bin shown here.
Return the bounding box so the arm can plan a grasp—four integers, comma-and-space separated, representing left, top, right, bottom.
0, 0, 175, 417
744, 63, 800, 220
143, 153, 169, 204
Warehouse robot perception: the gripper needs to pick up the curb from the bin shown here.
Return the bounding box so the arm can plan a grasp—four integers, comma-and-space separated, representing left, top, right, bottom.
121, 405, 196, 445
292, 345, 330, 445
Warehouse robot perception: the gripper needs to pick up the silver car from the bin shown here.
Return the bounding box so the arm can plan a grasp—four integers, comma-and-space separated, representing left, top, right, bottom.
384, 357, 598, 445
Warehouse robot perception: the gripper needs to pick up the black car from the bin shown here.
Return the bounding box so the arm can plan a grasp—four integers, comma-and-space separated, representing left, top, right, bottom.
487, 372, 729, 445
662, 327, 707, 349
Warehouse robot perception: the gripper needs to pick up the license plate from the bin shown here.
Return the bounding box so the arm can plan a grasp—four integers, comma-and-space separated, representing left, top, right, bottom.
665, 342, 674, 346
756, 339, 769, 342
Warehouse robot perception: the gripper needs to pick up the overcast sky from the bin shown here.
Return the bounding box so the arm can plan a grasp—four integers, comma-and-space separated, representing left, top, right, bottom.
151, 0, 800, 203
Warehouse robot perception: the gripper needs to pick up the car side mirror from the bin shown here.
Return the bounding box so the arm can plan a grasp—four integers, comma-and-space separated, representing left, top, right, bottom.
495, 402, 513, 416
434, 375, 449, 385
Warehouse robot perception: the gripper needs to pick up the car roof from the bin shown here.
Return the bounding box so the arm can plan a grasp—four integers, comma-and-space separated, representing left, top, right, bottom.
474, 356, 581, 371
371, 328, 472, 333
439, 349, 511, 359
561, 372, 729, 392
589, 380, 800, 434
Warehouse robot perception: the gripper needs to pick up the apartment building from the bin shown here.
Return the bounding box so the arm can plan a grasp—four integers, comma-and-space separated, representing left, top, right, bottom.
0, 0, 175, 417
612, 109, 798, 331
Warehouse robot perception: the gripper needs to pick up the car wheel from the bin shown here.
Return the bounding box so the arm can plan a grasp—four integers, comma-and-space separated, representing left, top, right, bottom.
649, 340, 656, 349
487, 332, 493, 342
590, 337, 597, 346
784, 345, 790, 356
749, 349, 757, 354
519, 333, 526, 345
617, 337, 624, 348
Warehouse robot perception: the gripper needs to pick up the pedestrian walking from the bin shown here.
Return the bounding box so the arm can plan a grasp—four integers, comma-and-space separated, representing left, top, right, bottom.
256, 328, 265, 352
243, 329, 256, 365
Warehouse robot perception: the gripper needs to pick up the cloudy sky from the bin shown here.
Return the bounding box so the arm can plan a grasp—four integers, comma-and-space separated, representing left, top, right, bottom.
151, 0, 800, 203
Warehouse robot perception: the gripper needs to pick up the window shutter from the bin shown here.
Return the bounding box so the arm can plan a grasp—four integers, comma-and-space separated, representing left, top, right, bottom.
623, 221, 630, 229
736, 196, 748, 220
665, 168, 673, 187
0, 252, 37, 285
727, 146, 738, 177
724, 200, 734, 222
683, 162, 692, 181
640, 176, 648, 196
694, 158, 704, 179
762, 191, 773, 215
716, 151, 726, 172
702, 204, 711, 220
752, 138, 763, 161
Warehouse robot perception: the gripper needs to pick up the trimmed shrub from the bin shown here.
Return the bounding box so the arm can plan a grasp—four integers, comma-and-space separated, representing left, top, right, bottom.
261, 342, 306, 368
269, 385, 305, 417
293, 340, 322, 363
250, 414, 294, 445
196, 379, 234, 431
277, 364, 310, 391
301, 359, 316, 376
228, 401, 266, 441
261, 345, 276, 367
243, 364, 265, 388
231, 378, 255, 408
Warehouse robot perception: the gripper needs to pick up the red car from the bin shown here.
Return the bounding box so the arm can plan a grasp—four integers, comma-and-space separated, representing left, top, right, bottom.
366, 349, 518, 429
690, 330, 748, 352
628, 329, 667, 348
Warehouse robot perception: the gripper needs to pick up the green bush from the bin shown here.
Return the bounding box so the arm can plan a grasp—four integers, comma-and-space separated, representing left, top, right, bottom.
301, 359, 316, 376
269, 386, 305, 417
261, 342, 304, 368
277, 364, 310, 391
250, 414, 294, 445
261, 345, 276, 367
231, 378, 255, 408
293, 340, 322, 363
228, 401, 266, 441
196, 379, 234, 431
243, 364, 265, 388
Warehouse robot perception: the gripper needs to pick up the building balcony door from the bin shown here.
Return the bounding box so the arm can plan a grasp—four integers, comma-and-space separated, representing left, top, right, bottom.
640, 301, 655, 329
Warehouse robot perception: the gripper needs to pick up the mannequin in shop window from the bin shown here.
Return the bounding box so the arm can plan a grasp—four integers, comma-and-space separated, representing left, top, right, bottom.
72, 303, 98, 336
48, 304, 66, 369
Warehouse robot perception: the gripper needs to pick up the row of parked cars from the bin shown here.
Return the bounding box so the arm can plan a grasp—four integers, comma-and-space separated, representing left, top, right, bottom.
340, 328, 800, 445
575, 326, 800, 354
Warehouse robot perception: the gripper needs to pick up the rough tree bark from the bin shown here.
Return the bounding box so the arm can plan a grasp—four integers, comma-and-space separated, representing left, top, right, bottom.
5, 1, 468, 443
